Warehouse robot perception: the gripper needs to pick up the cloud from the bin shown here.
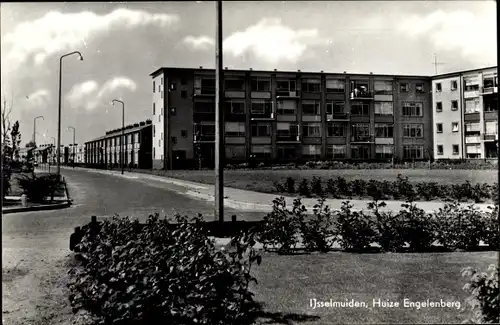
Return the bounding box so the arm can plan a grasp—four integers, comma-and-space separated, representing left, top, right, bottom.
396, 8, 496, 65
2, 8, 180, 70
185, 18, 322, 63
66, 77, 137, 111
26, 89, 51, 106
183, 35, 215, 50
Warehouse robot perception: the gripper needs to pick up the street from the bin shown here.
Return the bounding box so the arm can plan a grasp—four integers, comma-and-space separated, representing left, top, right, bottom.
2, 168, 266, 325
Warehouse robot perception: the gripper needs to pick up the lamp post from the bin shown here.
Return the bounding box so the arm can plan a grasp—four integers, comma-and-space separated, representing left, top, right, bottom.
214, 0, 224, 223
111, 99, 125, 175
67, 126, 76, 168
33, 116, 44, 144
57, 51, 83, 178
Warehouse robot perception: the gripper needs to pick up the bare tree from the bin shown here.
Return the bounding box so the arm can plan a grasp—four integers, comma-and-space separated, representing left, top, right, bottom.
1, 93, 14, 151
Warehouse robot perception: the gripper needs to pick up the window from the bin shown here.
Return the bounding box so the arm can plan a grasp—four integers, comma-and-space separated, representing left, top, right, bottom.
251, 145, 272, 159
302, 100, 321, 115
159, 114, 161, 122
402, 102, 423, 117
276, 123, 299, 139
436, 102, 442, 112
327, 123, 346, 137
301, 79, 321, 92
483, 76, 496, 89
181, 130, 188, 138
375, 145, 394, 159
194, 102, 215, 114
484, 98, 498, 112
194, 77, 216, 95
451, 122, 459, 132
374, 80, 393, 95
375, 123, 393, 138
403, 145, 423, 159
276, 80, 296, 92
250, 77, 270, 91
153, 125, 155, 137
225, 122, 245, 137
161, 132, 164, 140
153, 103, 155, 115
400, 83, 410, 92
327, 145, 346, 158
225, 146, 246, 160
181, 90, 188, 98
169, 82, 176, 91
351, 123, 370, 138
277, 146, 298, 160
465, 122, 480, 132
302, 145, 321, 158
225, 100, 245, 114
451, 80, 458, 90
374, 102, 393, 115
351, 101, 369, 116
326, 79, 345, 93
158, 139, 161, 146
302, 123, 321, 137
277, 100, 296, 115
161, 77, 164, 85
194, 123, 215, 137
134, 133, 139, 143
251, 124, 271, 137
403, 124, 423, 138
415, 83, 425, 93
436, 83, 442, 92
465, 99, 480, 113
153, 81, 156, 93
437, 145, 444, 155
326, 101, 344, 115
464, 76, 480, 91
451, 100, 458, 111
351, 145, 370, 159
452, 145, 459, 155
436, 123, 443, 133
170, 107, 177, 116
466, 144, 482, 158
351, 80, 369, 92
485, 121, 498, 135
225, 78, 245, 91
251, 100, 272, 114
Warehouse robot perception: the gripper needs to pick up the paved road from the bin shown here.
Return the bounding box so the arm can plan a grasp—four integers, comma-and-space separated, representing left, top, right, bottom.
2, 168, 266, 325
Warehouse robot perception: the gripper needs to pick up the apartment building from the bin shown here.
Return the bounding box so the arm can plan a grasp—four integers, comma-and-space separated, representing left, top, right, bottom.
84, 120, 153, 169
68, 144, 84, 163
34, 144, 65, 164
150, 67, 433, 169
432, 66, 498, 159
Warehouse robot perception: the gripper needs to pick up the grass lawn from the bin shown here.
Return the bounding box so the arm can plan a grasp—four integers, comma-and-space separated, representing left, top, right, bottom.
148, 168, 497, 195
248, 251, 496, 324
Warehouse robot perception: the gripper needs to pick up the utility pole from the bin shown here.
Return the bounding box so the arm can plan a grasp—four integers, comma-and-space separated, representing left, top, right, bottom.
214, 0, 224, 223
433, 54, 446, 75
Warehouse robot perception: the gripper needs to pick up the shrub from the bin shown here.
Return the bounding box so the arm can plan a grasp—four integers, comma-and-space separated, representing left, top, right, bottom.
2, 160, 12, 199
299, 198, 336, 252
298, 179, 311, 198
433, 202, 485, 251
369, 201, 405, 252
395, 174, 415, 201
259, 197, 301, 254
69, 213, 261, 325
335, 177, 350, 198
335, 201, 376, 251
350, 179, 366, 197
415, 182, 434, 201
462, 264, 499, 324
311, 176, 323, 197
272, 180, 285, 193
17, 173, 61, 203
483, 205, 499, 248
491, 183, 499, 205
326, 178, 340, 198
284, 177, 295, 194
399, 202, 435, 251
366, 180, 385, 201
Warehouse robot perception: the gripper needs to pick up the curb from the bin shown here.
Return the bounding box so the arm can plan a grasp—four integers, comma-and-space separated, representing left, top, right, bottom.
2, 201, 72, 214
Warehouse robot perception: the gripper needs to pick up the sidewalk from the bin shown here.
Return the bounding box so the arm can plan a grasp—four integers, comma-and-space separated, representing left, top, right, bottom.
63, 166, 496, 214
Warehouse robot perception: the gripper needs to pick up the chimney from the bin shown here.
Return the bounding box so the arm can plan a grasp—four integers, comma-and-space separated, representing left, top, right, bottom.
249, 68, 252, 70
224, 67, 228, 70
274, 69, 277, 71
343, 71, 347, 74
297, 70, 301, 72
320, 70, 324, 73
370, 72, 373, 74
199, 66, 203, 69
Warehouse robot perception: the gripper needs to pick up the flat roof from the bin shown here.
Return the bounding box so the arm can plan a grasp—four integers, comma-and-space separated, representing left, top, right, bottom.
432, 66, 497, 79
85, 123, 151, 144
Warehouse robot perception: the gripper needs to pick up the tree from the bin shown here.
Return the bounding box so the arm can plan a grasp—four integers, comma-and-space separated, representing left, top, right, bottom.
1, 93, 13, 153
10, 121, 21, 162
1, 93, 14, 200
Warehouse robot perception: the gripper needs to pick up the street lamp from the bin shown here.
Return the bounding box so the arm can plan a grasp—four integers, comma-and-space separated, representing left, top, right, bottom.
57, 51, 83, 178
67, 126, 76, 168
33, 116, 44, 144
111, 99, 125, 175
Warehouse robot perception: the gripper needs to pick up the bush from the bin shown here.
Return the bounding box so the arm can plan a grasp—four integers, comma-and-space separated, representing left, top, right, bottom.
335, 201, 376, 251
284, 177, 295, 194
299, 198, 336, 252
326, 178, 340, 198
69, 213, 261, 325
395, 174, 415, 201
259, 197, 301, 254
335, 177, 350, 198
369, 201, 405, 252
462, 264, 499, 324
298, 179, 311, 198
350, 179, 366, 197
483, 205, 499, 248
272, 180, 285, 193
17, 173, 61, 203
399, 202, 435, 252
311, 177, 323, 197
433, 202, 484, 251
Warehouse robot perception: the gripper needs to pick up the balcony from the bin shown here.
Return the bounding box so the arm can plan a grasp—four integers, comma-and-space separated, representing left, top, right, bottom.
251, 106, 274, 120
351, 135, 373, 143
326, 113, 350, 121
193, 112, 215, 122
276, 90, 299, 99
465, 136, 481, 144
194, 87, 216, 97
276, 134, 300, 143
193, 134, 215, 143
483, 134, 498, 142
464, 90, 480, 98
480, 86, 498, 96
350, 90, 373, 101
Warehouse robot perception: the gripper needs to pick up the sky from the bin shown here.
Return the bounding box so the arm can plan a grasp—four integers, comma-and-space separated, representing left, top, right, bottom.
0, 1, 497, 147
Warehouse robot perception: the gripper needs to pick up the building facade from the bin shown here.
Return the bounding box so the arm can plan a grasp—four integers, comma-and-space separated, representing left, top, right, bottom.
68, 144, 84, 163
84, 120, 153, 169
151, 67, 434, 169
432, 67, 498, 159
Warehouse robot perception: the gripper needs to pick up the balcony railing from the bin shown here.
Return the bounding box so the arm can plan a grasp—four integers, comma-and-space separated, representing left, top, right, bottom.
276, 90, 299, 98
276, 134, 300, 142
464, 90, 480, 98
326, 113, 349, 121
483, 134, 498, 141
194, 87, 216, 96
465, 136, 481, 144
350, 90, 373, 100
193, 134, 215, 142
480, 86, 498, 95
351, 135, 373, 143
